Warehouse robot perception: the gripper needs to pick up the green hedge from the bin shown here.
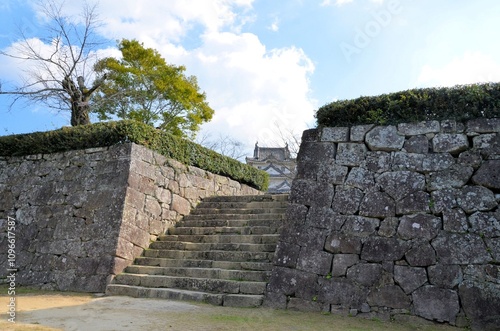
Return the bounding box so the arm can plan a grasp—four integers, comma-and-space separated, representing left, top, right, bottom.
316, 83, 500, 127
0, 120, 269, 191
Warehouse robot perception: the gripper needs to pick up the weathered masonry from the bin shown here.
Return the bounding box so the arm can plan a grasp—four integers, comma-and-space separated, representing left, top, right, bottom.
0, 143, 261, 292
265, 118, 499, 331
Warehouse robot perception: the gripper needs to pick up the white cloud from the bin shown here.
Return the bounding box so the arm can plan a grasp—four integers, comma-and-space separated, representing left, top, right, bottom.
175, 31, 316, 148
417, 51, 500, 87
7, 0, 316, 154
269, 18, 279, 32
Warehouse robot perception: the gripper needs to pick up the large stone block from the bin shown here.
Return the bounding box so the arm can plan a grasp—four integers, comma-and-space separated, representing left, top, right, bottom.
472, 160, 500, 190
366, 126, 405, 152
361, 237, 410, 262
290, 179, 335, 208
377, 171, 425, 201
412, 286, 459, 323
405, 241, 436, 267
397, 214, 441, 240
426, 164, 474, 191
324, 232, 362, 254
431, 233, 491, 264
396, 191, 431, 215
336, 143, 367, 166
297, 247, 333, 276
341, 216, 380, 237
359, 192, 395, 218
442, 208, 468, 233
346, 263, 382, 287
394, 265, 427, 294
267, 267, 317, 296
457, 186, 497, 213
331, 254, 359, 277
318, 278, 366, 307
306, 206, 345, 230
317, 163, 348, 184
459, 280, 500, 331
466, 118, 500, 133
320, 127, 349, 142
332, 186, 364, 215
274, 242, 300, 267
398, 121, 440, 136
366, 151, 392, 173
345, 167, 375, 191
350, 124, 375, 142
432, 134, 469, 153
367, 285, 410, 309
421, 153, 455, 172
428, 264, 463, 289
403, 135, 429, 154
430, 188, 458, 214
468, 211, 500, 238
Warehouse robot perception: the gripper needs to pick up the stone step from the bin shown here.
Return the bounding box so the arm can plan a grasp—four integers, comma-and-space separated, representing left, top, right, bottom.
157, 234, 280, 244
133, 258, 273, 271
203, 194, 288, 203
149, 241, 277, 252
182, 213, 286, 221
168, 226, 280, 236
143, 249, 275, 262
112, 273, 267, 295
197, 201, 288, 210
105, 285, 264, 307
124, 266, 270, 282
190, 207, 287, 215
175, 219, 283, 228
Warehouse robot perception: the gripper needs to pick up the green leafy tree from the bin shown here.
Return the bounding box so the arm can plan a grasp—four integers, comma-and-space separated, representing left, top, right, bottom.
93, 39, 214, 137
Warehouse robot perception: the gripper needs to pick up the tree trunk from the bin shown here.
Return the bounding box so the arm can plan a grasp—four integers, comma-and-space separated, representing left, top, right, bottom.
70, 97, 91, 126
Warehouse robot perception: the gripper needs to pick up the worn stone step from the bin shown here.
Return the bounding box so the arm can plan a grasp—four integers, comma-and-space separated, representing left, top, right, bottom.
113, 273, 267, 295
176, 219, 283, 228
134, 257, 273, 271
203, 194, 288, 203
149, 241, 277, 252
106, 285, 264, 307
124, 266, 270, 282
182, 213, 286, 221
144, 249, 275, 262
168, 226, 280, 236
191, 207, 287, 215
157, 234, 280, 244
197, 201, 288, 210
106, 284, 224, 306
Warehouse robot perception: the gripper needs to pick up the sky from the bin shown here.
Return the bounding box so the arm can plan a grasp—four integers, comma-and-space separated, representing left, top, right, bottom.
1, 0, 500, 158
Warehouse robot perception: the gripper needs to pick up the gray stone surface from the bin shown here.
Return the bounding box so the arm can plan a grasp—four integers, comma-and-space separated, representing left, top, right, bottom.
377, 171, 426, 201
0, 143, 261, 292
394, 265, 427, 294
251, 119, 499, 328
366, 126, 405, 151
321, 127, 350, 142
432, 134, 469, 153
336, 143, 367, 166
397, 214, 441, 240
412, 286, 460, 323
472, 160, 500, 190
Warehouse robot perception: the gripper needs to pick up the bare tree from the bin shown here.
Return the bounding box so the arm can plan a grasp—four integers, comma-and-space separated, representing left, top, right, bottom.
270, 121, 302, 158
0, 0, 106, 126
196, 132, 248, 161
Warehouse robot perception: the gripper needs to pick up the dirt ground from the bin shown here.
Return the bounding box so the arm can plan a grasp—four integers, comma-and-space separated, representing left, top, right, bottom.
0, 291, 463, 331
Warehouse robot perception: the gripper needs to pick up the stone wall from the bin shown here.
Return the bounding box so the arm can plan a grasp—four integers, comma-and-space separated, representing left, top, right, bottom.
265, 118, 500, 330
0, 143, 261, 292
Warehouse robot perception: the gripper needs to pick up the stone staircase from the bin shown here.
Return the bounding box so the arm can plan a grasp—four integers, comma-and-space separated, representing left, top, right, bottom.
106, 194, 288, 307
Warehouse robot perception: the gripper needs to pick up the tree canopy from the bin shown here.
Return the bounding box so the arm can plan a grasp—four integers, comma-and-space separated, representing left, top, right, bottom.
92, 39, 214, 137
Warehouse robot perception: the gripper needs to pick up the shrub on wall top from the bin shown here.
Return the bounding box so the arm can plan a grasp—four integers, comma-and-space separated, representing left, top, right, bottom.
316, 83, 500, 127
0, 120, 269, 191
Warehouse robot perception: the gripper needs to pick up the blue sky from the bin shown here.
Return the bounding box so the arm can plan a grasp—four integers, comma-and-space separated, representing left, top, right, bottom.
1, 0, 500, 156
